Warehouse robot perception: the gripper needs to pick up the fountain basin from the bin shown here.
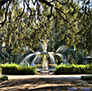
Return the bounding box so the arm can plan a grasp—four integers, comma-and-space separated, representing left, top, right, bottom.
41, 71, 49, 75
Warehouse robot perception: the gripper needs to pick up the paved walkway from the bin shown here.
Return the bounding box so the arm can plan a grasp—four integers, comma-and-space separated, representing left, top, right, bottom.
0, 74, 92, 91
4, 74, 92, 79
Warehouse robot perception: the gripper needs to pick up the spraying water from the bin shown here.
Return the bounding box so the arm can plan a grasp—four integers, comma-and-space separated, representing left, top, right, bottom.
21, 38, 65, 71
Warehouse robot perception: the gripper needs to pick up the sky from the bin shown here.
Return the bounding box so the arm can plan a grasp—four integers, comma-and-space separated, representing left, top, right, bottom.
74, 0, 92, 8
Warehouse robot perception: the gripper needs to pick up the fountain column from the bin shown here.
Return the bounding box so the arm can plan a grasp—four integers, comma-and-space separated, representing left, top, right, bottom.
42, 55, 48, 71
41, 38, 49, 71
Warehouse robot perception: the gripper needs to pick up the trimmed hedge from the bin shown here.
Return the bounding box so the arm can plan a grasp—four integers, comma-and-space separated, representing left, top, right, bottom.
54, 63, 92, 74
81, 76, 92, 80
1, 64, 37, 75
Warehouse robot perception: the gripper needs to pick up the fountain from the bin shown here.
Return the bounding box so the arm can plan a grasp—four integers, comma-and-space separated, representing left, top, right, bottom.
21, 38, 65, 73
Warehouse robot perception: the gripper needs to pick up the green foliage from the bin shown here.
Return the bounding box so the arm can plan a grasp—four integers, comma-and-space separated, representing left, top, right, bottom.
1, 63, 37, 75
75, 52, 83, 64
81, 76, 92, 80
0, 0, 92, 57
0, 75, 8, 81
91, 81, 92, 84
49, 64, 56, 69
0, 65, 2, 76
54, 64, 92, 74
83, 64, 92, 74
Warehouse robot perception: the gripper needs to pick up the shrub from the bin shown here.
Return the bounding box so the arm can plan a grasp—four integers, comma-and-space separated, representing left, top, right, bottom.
0, 66, 2, 76
0, 75, 8, 81
81, 76, 92, 80
54, 63, 92, 74
74, 65, 85, 74
91, 81, 92, 84
1, 63, 37, 75
54, 65, 73, 74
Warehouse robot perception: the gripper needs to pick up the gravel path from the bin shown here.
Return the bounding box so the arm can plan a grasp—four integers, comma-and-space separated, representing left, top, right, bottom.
0, 74, 92, 91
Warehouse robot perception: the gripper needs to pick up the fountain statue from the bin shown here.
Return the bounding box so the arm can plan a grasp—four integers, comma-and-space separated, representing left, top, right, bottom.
21, 38, 65, 73
41, 37, 49, 52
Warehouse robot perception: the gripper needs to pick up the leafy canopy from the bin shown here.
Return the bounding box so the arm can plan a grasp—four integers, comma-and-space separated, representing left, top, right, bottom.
0, 0, 91, 54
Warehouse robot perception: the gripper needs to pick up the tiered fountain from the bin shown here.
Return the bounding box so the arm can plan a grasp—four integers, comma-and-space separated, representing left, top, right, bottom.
21, 38, 65, 74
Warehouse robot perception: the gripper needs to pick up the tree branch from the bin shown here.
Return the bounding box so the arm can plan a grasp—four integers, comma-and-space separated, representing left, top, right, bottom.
24, 0, 32, 12
0, 0, 10, 9
57, 0, 69, 5
15, 0, 25, 21
0, 0, 11, 26
38, 0, 70, 23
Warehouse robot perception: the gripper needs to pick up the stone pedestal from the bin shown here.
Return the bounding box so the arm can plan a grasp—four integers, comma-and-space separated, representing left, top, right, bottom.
42, 55, 48, 71
42, 67, 49, 71
41, 71, 49, 75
